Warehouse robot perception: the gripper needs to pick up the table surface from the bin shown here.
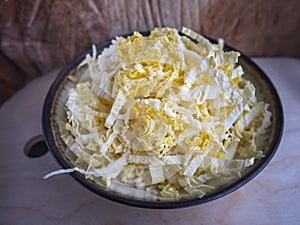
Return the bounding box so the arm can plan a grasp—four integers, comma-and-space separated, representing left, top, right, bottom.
0, 58, 299, 225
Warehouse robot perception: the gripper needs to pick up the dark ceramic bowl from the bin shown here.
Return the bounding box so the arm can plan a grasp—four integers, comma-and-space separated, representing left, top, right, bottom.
42, 32, 283, 209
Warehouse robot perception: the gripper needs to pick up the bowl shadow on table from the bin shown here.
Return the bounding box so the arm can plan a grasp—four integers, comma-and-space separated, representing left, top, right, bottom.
40, 160, 256, 225
49, 176, 245, 225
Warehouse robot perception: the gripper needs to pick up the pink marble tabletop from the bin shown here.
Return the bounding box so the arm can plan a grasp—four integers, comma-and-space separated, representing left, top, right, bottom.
0, 58, 299, 225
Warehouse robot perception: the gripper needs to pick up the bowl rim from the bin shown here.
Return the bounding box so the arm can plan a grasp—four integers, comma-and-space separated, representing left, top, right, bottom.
42, 31, 284, 209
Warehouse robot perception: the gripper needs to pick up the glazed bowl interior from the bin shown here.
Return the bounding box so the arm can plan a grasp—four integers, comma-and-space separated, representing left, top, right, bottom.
42, 32, 283, 209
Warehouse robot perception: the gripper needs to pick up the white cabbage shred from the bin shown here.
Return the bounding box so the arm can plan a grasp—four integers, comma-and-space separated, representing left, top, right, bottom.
46, 27, 271, 200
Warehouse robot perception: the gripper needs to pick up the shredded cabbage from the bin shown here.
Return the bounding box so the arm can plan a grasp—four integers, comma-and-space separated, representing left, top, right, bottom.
46, 27, 271, 201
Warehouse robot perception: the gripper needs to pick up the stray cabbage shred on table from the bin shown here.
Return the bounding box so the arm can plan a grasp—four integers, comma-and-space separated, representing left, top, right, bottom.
49, 27, 271, 200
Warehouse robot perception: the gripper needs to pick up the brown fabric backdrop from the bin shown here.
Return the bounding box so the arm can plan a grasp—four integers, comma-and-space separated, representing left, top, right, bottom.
0, 0, 300, 105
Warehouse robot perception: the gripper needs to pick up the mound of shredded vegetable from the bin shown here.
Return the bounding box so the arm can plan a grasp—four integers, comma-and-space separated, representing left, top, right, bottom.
46, 27, 271, 200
